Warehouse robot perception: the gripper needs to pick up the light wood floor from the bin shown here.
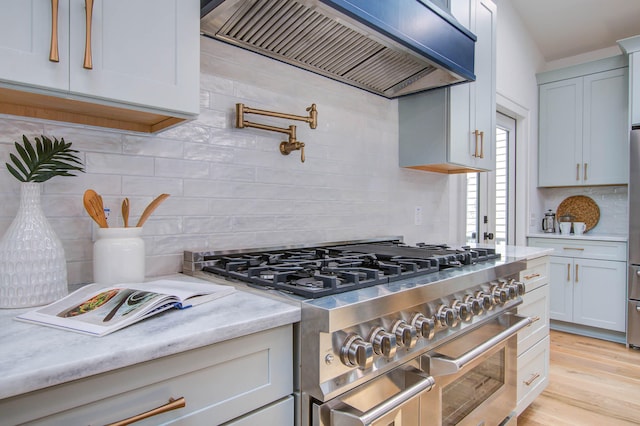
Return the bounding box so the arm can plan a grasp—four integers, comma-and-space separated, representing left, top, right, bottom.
518, 330, 640, 425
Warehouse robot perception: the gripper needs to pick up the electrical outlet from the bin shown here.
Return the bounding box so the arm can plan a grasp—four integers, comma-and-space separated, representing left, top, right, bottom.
414, 206, 423, 225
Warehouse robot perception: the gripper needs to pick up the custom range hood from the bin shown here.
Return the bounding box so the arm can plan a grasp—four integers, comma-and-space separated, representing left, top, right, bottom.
200, 0, 476, 98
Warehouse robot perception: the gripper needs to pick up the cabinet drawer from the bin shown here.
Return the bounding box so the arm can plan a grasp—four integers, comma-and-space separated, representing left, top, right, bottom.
528, 238, 627, 261
519, 256, 549, 293
517, 283, 550, 355
516, 336, 550, 415
1, 325, 293, 425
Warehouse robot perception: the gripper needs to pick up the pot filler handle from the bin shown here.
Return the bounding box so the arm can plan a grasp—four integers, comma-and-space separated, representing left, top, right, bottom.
331, 369, 435, 426
427, 315, 534, 377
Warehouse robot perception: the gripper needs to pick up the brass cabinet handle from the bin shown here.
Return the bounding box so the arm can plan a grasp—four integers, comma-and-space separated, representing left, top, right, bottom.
523, 273, 541, 280
49, 0, 59, 62
567, 263, 571, 281
575, 264, 579, 283
524, 372, 541, 386
479, 130, 485, 158
473, 130, 480, 157
584, 163, 588, 180
563, 247, 585, 251
106, 397, 186, 426
83, 0, 94, 69
576, 163, 580, 180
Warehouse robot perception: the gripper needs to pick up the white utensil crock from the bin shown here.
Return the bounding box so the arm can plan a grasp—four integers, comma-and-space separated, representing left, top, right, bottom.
93, 227, 145, 285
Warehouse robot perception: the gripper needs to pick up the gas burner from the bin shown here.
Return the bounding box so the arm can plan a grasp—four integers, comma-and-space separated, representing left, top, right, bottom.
199, 241, 499, 298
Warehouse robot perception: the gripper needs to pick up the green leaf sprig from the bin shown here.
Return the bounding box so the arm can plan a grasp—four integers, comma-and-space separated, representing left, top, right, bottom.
5, 135, 84, 182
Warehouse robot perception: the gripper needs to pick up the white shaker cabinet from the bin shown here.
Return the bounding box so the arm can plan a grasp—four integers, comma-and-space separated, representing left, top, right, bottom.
528, 238, 627, 336
0, 0, 199, 133
399, 0, 496, 173
618, 35, 640, 126
537, 57, 629, 187
0, 325, 294, 425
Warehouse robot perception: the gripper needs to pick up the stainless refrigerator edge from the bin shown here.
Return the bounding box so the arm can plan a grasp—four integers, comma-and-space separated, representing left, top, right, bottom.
628, 125, 640, 348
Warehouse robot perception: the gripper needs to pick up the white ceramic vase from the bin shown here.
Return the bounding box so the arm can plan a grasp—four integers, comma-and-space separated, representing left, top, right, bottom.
0, 182, 68, 308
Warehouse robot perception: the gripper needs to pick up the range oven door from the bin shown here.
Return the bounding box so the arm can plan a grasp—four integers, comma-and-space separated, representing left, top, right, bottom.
312, 364, 435, 426
421, 313, 532, 426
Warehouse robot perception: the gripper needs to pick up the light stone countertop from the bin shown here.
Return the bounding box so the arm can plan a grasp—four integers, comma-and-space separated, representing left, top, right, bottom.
0, 274, 300, 400
527, 232, 628, 242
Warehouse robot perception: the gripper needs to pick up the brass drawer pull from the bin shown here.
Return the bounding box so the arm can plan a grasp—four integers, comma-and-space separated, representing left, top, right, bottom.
567, 263, 571, 281
524, 372, 541, 386
575, 264, 579, 282
49, 0, 59, 62
479, 130, 484, 158
83, 0, 94, 69
563, 247, 585, 251
106, 397, 186, 426
584, 162, 588, 180
530, 316, 541, 323
523, 273, 541, 280
576, 163, 580, 180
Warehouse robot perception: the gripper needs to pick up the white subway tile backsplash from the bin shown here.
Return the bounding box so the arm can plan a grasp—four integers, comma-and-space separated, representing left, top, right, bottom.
86, 153, 154, 176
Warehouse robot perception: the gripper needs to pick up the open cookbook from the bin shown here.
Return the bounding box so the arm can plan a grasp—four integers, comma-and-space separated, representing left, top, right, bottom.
15, 280, 236, 337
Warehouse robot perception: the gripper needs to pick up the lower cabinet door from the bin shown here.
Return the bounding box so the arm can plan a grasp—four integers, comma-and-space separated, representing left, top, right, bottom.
549, 256, 574, 322
573, 258, 626, 332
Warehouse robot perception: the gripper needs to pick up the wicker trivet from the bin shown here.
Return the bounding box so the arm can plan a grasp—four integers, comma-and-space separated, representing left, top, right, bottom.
555, 195, 600, 232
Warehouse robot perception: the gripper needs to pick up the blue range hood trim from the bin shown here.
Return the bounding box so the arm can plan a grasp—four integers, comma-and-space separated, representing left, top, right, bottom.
321, 0, 476, 82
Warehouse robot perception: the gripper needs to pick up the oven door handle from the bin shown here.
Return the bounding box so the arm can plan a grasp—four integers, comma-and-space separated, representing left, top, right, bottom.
427, 314, 533, 377
331, 369, 435, 426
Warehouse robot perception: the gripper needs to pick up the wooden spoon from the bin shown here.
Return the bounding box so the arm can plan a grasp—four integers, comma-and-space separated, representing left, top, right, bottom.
122, 198, 130, 227
83, 189, 108, 228
136, 194, 170, 227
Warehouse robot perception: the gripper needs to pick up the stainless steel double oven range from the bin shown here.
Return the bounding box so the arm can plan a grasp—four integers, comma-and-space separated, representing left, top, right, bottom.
184, 238, 532, 426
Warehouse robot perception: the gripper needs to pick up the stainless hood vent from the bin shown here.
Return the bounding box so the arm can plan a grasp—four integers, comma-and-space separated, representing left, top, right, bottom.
201, 0, 476, 98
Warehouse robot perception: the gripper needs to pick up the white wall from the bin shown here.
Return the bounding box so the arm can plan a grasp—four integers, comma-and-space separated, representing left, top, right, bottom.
493, 0, 545, 243
0, 37, 455, 285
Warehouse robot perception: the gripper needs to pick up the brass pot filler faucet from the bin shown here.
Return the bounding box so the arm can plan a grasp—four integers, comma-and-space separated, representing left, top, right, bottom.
235, 103, 318, 163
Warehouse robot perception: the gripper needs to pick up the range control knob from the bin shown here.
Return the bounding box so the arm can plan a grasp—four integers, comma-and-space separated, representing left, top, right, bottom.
392, 320, 418, 349
510, 279, 526, 296
452, 300, 472, 322
464, 295, 484, 316
368, 327, 397, 359
411, 313, 436, 340
491, 285, 508, 305
502, 283, 517, 300
475, 291, 494, 311
340, 334, 373, 369
436, 305, 459, 328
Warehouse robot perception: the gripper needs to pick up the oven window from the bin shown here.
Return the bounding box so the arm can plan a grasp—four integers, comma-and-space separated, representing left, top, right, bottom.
441, 349, 505, 425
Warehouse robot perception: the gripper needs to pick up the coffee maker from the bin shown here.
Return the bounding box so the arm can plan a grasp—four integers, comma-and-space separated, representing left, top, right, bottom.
542, 209, 556, 233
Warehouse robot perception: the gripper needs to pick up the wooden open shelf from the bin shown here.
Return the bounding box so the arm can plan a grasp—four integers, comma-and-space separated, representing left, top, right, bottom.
0, 86, 191, 133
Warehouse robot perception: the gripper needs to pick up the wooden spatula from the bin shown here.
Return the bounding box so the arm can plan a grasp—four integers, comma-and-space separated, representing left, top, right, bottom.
83, 189, 108, 228
122, 198, 130, 227
136, 194, 170, 227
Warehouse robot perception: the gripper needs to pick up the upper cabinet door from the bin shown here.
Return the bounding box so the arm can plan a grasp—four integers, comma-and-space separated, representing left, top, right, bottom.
538, 77, 583, 187
582, 68, 629, 185
68, 0, 199, 114
449, 0, 496, 172
469, 0, 497, 171
0, 0, 69, 91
